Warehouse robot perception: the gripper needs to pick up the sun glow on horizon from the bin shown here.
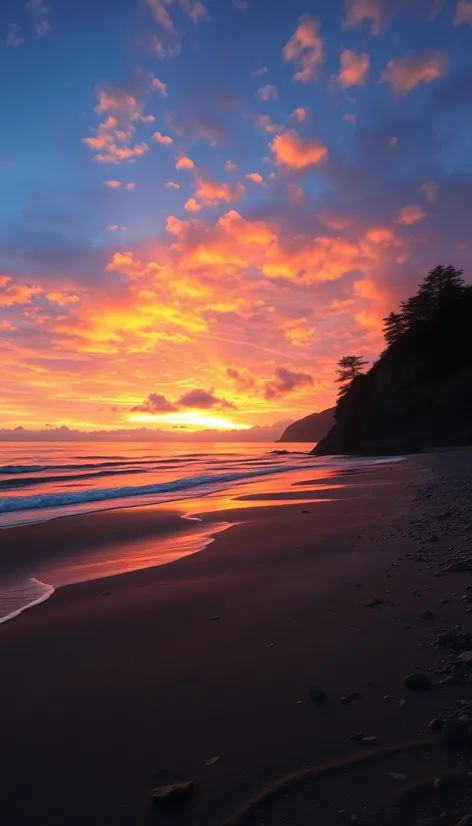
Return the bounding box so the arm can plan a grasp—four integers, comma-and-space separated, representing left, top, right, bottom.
129, 411, 252, 431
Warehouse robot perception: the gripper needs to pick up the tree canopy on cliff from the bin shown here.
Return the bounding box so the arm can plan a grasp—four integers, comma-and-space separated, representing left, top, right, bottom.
336, 355, 368, 397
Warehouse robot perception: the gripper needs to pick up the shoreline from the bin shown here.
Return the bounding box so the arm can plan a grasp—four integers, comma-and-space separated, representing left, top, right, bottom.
3, 449, 472, 824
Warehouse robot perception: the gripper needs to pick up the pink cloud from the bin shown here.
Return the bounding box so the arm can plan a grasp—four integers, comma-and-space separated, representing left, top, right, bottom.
338, 49, 370, 87
125, 182, 136, 190
454, 0, 472, 25
291, 107, 309, 121
195, 175, 245, 205
225, 160, 237, 172
381, 52, 449, 95
152, 131, 173, 145
83, 86, 150, 164
45, 292, 80, 306
270, 129, 328, 170
176, 155, 195, 170
105, 180, 122, 188
343, 113, 357, 125
421, 181, 439, 203
283, 17, 324, 83
252, 67, 268, 79
343, 0, 387, 34
184, 198, 202, 212
257, 85, 278, 101
264, 366, 313, 399
7, 23, 24, 47
165, 181, 180, 188
395, 204, 427, 225
26, 0, 50, 37
0, 276, 41, 307
106, 225, 128, 232
255, 114, 278, 134
151, 77, 167, 96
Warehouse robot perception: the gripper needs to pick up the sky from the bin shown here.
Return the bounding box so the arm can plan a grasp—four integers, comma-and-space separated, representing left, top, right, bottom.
1, 0, 472, 434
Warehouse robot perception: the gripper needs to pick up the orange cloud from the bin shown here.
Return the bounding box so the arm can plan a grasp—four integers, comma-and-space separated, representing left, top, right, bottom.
395, 204, 427, 225
152, 131, 173, 145
454, 0, 472, 24
338, 49, 370, 87
176, 155, 195, 170
291, 107, 309, 121
421, 180, 439, 203
194, 175, 245, 205
257, 85, 278, 101
0, 276, 41, 307
381, 52, 449, 95
151, 77, 167, 96
283, 17, 324, 83
264, 366, 313, 398
245, 172, 265, 185
270, 129, 328, 169
184, 197, 202, 212
45, 292, 80, 306
282, 318, 315, 346
105, 180, 121, 188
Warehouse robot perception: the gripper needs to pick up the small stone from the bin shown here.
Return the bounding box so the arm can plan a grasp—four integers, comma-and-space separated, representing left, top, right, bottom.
102, 591, 112, 596
350, 731, 364, 741
455, 817, 472, 826
341, 691, 361, 705
205, 756, 220, 766
429, 718, 443, 733
152, 781, 195, 804
388, 772, 406, 782
434, 778, 441, 788
211, 616, 219, 621
422, 610, 434, 620
399, 699, 407, 709
383, 694, 391, 701
405, 672, 432, 691
364, 598, 386, 608
429, 535, 439, 543
309, 685, 327, 704
301, 510, 310, 514
362, 735, 378, 744
459, 652, 472, 665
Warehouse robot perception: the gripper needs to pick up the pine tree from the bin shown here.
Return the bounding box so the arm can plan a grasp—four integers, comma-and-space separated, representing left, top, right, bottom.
336, 355, 368, 397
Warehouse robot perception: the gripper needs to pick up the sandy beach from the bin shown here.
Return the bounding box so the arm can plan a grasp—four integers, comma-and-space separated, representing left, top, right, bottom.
3, 450, 472, 825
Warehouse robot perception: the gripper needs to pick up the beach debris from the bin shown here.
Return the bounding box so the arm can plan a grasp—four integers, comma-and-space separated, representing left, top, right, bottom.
388, 772, 407, 782
364, 598, 387, 608
404, 672, 432, 691
428, 718, 443, 733
301, 509, 310, 514
459, 652, 472, 665
205, 756, 220, 767
422, 609, 434, 620
102, 591, 112, 596
211, 615, 219, 621
309, 685, 327, 704
383, 694, 391, 701
362, 736, 378, 744
152, 781, 195, 804
341, 691, 361, 705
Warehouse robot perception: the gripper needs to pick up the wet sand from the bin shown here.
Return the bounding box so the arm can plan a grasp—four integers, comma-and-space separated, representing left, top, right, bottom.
2, 450, 472, 825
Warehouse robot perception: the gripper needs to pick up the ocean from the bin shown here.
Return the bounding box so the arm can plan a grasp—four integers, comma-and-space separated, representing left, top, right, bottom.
0, 441, 402, 624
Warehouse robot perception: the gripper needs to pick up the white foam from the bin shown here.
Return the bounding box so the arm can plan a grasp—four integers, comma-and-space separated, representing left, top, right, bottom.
0, 578, 55, 624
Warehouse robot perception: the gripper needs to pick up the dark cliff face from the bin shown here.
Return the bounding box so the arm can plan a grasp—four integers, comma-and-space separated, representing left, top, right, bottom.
313, 268, 472, 457
278, 408, 335, 442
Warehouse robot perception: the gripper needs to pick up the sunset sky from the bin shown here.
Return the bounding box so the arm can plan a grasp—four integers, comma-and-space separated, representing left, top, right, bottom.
1, 0, 472, 433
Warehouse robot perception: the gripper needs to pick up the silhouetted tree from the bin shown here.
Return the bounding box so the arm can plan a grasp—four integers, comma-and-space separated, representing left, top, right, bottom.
383, 311, 406, 346
336, 355, 368, 397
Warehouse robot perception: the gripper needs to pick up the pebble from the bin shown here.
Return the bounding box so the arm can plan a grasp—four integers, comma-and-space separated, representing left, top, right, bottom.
459, 652, 472, 664
428, 718, 443, 733
388, 772, 406, 782
205, 756, 220, 766
404, 672, 432, 690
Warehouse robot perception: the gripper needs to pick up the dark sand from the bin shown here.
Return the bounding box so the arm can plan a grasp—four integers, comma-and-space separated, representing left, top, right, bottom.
2, 451, 472, 825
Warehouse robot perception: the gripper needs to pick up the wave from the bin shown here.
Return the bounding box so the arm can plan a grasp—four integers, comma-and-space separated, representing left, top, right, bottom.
0, 462, 306, 515
0, 456, 202, 476
0, 578, 55, 624
0, 467, 145, 491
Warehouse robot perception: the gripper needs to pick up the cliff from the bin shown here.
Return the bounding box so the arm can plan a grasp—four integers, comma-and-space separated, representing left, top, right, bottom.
313, 265, 472, 456
279, 408, 335, 442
